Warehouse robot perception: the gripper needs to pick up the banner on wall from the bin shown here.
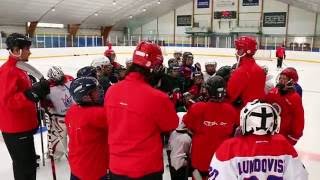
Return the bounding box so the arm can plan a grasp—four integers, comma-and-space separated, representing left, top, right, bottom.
243, 0, 259, 6
177, 15, 192, 26
263, 12, 286, 27
197, 0, 210, 8
214, 11, 237, 19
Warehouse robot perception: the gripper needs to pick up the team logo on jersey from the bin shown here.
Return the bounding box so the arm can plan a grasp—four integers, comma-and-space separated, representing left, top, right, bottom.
61, 94, 73, 108
203, 121, 227, 127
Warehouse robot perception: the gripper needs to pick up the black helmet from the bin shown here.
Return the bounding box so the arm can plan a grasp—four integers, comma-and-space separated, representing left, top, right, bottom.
77, 66, 97, 78
69, 77, 103, 105
216, 65, 232, 82
6, 33, 32, 50
205, 75, 226, 102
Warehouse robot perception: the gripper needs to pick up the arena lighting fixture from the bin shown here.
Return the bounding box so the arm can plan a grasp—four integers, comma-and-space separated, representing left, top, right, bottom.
157, 0, 161, 4
129, 15, 133, 19
94, 13, 98, 16
51, 7, 56, 12
142, 8, 146, 12
113, 0, 116, 5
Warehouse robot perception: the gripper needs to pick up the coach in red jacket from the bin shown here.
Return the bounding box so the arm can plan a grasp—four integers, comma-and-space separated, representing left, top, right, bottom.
276, 44, 286, 69
227, 36, 266, 110
105, 41, 179, 180
0, 33, 49, 180
264, 68, 304, 145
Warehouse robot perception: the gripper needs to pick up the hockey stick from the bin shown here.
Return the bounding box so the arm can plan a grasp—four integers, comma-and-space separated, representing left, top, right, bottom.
16, 61, 46, 167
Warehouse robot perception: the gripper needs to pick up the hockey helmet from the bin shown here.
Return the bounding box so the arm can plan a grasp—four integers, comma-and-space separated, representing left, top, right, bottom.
235, 36, 257, 57
132, 41, 163, 69
205, 75, 226, 102
47, 66, 64, 83
77, 66, 97, 78
240, 100, 281, 135
69, 77, 103, 105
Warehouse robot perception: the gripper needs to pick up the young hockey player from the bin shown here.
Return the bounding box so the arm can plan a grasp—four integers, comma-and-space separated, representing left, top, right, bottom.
264, 68, 304, 145
66, 77, 109, 180
168, 112, 192, 180
203, 60, 217, 82
43, 66, 74, 160
227, 36, 266, 109
208, 100, 308, 180
0, 33, 50, 180
183, 75, 238, 179
105, 41, 178, 180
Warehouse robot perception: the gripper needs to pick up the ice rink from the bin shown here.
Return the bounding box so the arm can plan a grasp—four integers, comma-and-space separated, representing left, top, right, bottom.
0, 52, 319, 180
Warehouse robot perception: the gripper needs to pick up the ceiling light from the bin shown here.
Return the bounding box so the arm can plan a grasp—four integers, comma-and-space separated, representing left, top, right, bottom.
129, 15, 133, 19
157, 0, 161, 5
113, 0, 116, 5
142, 8, 146, 12
94, 13, 98, 16
51, 7, 56, 12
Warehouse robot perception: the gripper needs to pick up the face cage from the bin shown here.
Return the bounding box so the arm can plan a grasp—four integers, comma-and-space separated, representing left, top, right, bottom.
276, 74, 295, 89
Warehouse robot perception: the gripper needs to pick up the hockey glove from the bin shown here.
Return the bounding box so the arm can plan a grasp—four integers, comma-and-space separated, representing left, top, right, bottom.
25, 78, 50, 102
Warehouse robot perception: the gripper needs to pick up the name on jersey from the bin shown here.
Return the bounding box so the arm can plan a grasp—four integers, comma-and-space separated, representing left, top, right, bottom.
238, 158, 284, 175
203, 121, 227, 127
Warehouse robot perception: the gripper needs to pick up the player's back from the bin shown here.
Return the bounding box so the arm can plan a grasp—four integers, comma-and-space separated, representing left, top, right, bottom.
208, 134, 308, 180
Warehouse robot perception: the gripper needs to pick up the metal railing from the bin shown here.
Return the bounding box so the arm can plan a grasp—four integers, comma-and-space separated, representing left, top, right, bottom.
1, 33, 320, 52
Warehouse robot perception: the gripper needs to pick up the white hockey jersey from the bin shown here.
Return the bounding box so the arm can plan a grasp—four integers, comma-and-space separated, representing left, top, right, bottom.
46, 75, 74, 116
208, 134, 308, 180
203, 72, 215, 82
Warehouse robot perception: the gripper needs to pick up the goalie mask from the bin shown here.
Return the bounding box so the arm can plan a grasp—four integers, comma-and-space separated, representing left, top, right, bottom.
240, 100, 281, 135
47, 66, 65, 84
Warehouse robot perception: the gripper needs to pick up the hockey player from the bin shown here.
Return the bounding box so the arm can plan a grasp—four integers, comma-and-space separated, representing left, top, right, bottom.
208, 100, 308, 180
43, 66, 74, 160
125, 58, 133, 69
262, 65, 275, 94
203, 60, 217, 82
283, 67, 302, 97
227, 36, 266, 109
183, 75, 238, 179
0, 33, 50, 180
264, 68, 304, 145
188, 72, 204, 101
105, 41, 178, 180
104, 43, 121, 69
91, 57, 114, 92
173, 50, 182, 63
276, 44, 286, 69
66, 77, 108, 180
168, 112, 192, 180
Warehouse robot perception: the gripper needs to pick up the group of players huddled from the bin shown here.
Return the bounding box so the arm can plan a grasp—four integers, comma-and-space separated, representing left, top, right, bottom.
0, 33, 307, 180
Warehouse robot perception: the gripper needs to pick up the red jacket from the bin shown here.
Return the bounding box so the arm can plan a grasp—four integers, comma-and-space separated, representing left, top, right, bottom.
0, 56, 38, 133
276, 47, 286, 59
66, 105, 109, 180
264, 88, 304, 145
105, 72, 178, 178
227, 57, 266, 109
183, 101, 238, 172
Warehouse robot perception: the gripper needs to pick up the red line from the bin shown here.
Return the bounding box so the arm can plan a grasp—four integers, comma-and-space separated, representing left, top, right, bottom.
298, 150, 320, 161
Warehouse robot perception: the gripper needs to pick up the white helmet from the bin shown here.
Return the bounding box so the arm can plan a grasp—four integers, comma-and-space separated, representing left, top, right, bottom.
240, 100, 281, 135
47, 66, 64, 81
205, 60, 217, 66
125, 58, 133, 64
91, 56, 110, 68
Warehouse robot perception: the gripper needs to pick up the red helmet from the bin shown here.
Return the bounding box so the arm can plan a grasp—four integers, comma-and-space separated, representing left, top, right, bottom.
133, 41, 163, 69
104, 43, 115, 58
235, 36, 257, 56
280, 67, 299, 82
